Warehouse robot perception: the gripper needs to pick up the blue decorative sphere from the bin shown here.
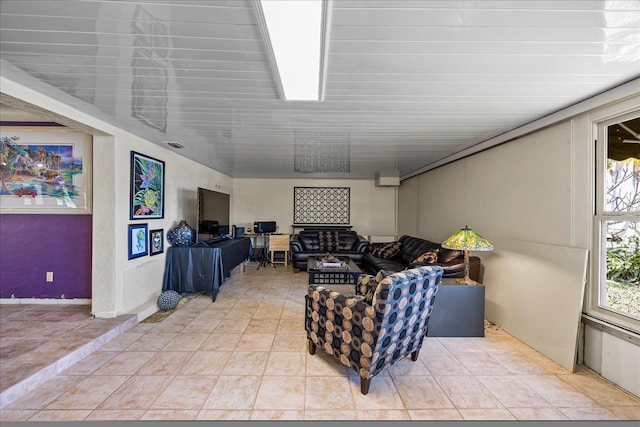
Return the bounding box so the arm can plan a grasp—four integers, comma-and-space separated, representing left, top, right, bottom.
157, 290, 181, 311
166, 220, 195, 246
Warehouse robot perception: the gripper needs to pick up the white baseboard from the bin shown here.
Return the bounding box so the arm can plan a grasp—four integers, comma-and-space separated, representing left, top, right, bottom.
136, 304, 160, 322
0, 298, 91, 305
129, 297, 161, 322
91, 310, 119, 318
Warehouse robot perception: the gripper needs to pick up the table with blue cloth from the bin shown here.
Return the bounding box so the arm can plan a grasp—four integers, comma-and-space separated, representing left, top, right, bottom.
162, 237, 252, 302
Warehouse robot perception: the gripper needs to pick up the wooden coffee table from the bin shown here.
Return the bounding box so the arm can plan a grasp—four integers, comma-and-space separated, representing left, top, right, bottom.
307, 256, 362, 289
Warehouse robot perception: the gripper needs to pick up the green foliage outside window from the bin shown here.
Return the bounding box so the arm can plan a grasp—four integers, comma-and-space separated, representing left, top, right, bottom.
606, 225, 640, 317
606, 228, 640, 283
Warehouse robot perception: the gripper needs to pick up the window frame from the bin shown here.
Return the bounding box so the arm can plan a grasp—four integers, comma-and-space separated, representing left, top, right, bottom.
589, 109, 640, 334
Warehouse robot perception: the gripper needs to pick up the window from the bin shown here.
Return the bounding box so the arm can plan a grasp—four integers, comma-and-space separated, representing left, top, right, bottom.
592, 111, 640, 333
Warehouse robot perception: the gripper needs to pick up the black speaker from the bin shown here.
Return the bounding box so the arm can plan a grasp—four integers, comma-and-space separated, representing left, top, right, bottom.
254, 221, 276, 233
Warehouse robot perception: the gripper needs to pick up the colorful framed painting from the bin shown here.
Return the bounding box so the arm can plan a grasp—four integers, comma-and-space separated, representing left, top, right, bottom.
128, 223, 149, 260
0, 126, 92, 214
150, 228, 164, 256
130, 151, 165, 220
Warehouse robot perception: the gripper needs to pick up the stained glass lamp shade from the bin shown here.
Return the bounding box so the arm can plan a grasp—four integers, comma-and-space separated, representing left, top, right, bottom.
441, 226, 494, 285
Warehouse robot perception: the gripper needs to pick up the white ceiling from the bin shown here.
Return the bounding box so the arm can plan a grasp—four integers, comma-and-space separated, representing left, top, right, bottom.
1, 0, 639, 180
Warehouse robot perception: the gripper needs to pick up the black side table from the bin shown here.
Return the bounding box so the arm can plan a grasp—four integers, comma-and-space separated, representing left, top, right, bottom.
427, 278, 485, 337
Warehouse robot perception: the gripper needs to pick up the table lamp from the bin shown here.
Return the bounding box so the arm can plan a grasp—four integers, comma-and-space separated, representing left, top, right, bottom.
441, 226, 494, 285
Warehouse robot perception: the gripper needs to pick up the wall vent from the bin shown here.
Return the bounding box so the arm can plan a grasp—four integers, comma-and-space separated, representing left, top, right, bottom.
165, 141, 184, 149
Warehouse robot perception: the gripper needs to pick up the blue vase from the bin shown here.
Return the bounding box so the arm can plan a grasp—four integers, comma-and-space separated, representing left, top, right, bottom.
167, 220, 195, 246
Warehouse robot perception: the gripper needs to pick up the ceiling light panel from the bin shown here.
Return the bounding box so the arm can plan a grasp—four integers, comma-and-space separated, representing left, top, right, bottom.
257, 0, 326, 101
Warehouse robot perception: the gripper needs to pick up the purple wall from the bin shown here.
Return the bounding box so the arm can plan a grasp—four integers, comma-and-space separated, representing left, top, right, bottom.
0, 214, 92, 299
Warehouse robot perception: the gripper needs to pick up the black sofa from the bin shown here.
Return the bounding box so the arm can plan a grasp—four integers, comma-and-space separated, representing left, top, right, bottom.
362, 234, 481, 281
291, 229, 370, 272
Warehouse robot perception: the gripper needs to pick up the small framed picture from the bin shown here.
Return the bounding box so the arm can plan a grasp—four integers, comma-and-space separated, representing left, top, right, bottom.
128, 223, 149, 260
150, 228, 164, 256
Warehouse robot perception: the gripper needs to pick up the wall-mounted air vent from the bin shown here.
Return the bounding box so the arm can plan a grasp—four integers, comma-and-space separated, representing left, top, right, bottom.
165, 141, 184, 149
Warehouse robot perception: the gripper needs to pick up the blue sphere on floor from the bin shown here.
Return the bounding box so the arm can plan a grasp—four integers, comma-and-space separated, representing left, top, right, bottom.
157, 290, 181, 311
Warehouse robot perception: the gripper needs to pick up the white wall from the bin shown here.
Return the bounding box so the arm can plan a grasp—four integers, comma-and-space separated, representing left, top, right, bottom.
401, 123, 576, 244
1, 74, 234, 320
397, 93, 640, 396
105, 133, 233, 318
584, 323, 640, 397
399, 123, 589, 371
397, 176, 419, 237
233, 178, 397, 238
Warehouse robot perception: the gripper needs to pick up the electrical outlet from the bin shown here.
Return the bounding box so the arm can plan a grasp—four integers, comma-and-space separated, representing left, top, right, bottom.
46, 272, 54, 282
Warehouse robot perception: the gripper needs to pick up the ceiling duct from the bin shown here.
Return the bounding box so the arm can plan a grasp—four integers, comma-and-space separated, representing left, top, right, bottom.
375, 170, 400, 187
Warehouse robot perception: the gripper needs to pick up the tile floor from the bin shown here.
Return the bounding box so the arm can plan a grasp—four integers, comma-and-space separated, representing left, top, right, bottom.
1, 263, 639, 421
0, 301, 137, 407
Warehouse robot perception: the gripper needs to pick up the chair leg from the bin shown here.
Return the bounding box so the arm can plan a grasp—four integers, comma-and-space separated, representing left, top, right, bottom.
360, 376, 371, 395
411, 349, 420, 361
308, 340, 316, 355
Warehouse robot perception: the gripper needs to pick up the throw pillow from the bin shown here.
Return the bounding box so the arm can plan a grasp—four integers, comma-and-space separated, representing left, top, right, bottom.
372, 241, 402, 259
412, 248, 439, 265
317, 231, 340, 252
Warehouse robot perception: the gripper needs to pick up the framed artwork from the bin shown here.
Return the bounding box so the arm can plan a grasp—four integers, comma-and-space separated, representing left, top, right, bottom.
128, 223, 149, 260
150, 228, 164, 256
293, 187, 350, 224
130, 151, 165, 220
0, 126, 92, 214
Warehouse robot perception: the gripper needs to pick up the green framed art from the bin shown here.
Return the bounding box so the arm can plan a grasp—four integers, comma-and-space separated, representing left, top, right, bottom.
130, 151, 165, 220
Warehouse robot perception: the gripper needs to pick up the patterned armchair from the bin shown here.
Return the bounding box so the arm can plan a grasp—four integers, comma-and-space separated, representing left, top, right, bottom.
305, 265, 444, 395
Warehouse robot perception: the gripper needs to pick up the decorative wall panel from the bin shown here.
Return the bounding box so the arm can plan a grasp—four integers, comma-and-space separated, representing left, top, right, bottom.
294, 187, 350, 224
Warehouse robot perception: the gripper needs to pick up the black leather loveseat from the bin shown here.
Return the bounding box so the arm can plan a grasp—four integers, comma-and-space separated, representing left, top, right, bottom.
291, 229, 370, 272
362, 234, 481, 281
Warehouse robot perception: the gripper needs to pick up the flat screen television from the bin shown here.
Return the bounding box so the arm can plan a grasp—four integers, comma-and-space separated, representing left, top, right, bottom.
196, 187, 230, 241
